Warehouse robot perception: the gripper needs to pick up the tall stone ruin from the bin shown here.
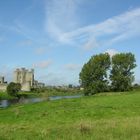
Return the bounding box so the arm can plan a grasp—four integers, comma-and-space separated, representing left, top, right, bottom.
0, 76, 7, 91
13, 68, 34, 91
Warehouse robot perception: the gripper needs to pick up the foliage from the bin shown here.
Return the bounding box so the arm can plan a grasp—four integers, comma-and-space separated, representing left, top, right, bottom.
40, 87, 82, 97
68, 84, 73, 88
0, 92, 16, 100
133, 83, 140, 91
80, 52, 137, 95
110, 53, 136, 91
7, 82, 21, 97
79, 53, 111, 95
31, 87, 46, 93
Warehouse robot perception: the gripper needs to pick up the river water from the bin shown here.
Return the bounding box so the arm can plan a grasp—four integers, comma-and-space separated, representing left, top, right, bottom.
0, 95, 82, 108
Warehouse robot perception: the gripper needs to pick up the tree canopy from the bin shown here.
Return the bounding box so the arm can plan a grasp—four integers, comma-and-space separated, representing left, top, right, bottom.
79, 53, 111, 95
79, 52, 136, 95
7, 82, 21, 97
110, 53, 136, 91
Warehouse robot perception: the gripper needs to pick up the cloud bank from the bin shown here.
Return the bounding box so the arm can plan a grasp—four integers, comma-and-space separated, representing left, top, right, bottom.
45, 5, 140, 49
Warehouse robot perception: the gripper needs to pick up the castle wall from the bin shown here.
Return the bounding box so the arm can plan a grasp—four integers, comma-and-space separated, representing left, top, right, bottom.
0, 76, 4, 84
0, 68, 45, 92
21, 82, 31, 91
0, 84, 7, 91
0, 77, 7, 91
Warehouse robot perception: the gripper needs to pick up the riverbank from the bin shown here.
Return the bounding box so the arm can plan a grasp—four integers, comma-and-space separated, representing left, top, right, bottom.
0, 88, 82, 100
0, 92, 15, 100
0, 91, 38, 100
0, 90, 140, 139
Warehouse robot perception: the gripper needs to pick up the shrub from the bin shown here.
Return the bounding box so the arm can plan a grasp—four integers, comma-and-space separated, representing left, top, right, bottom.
7, 82, 21, 98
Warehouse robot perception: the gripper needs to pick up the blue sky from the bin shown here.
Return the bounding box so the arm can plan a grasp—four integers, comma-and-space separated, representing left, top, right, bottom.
0, 0, 140, 85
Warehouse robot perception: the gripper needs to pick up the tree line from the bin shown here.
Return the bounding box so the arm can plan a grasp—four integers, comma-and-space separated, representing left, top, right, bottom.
79, 52, 136, 95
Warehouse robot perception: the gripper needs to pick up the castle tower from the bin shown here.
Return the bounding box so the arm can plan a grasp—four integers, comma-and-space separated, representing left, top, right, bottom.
13, 68, 34, 91
0, 76, 7, 91
0, 76, 4, 84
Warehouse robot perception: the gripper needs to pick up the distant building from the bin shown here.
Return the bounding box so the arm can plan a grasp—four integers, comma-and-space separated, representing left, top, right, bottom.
13, 68, 34, 91
0, 76, 8, 91
34, 80, 45, 88
0, 68, 45, 92
13, 68, 45, 91
0, 76, 4, 84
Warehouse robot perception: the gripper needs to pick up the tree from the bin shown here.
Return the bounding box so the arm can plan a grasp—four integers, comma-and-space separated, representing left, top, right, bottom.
110, 53, 136, 91
7, 82, 21, 97
68, 84, 73, 88
79, 53, 111, 95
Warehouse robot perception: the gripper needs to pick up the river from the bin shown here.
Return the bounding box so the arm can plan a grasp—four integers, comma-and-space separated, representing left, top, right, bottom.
0, 95, 82, 108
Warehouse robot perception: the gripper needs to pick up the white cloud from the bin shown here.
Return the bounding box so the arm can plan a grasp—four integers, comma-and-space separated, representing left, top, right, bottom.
60, 8, 140, 48
33, 60, 52, 69
35, 47, 47, 55
65, 64, 81, 71
83, 37, 99, 50
45, 0, 82, 42
105, 49, 119, 57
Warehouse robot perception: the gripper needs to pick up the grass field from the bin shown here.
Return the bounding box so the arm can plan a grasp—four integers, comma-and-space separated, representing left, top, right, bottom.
0, 91, 140, 140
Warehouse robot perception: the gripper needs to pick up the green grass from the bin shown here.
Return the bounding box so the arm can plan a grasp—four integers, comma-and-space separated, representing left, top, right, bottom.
0, 91, 140, 139
0, 91, 38, 100
0, 92, 16, 100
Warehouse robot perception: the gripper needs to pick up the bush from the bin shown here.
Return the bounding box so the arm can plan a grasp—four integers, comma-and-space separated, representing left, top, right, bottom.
7, 82, 21, 98
133, 83, 140, 91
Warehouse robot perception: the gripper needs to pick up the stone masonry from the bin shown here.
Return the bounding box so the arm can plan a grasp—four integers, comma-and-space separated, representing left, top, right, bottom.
13, 68, 34, 91
0, 76, 8, 91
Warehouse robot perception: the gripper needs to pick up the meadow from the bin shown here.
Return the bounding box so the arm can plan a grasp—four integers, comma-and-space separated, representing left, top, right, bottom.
0, 90, 140, 140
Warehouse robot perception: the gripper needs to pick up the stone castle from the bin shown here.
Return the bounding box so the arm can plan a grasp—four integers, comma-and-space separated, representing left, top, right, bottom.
0, 68, 45, 91
0, 76, 7, 91
14, 68, 34, 91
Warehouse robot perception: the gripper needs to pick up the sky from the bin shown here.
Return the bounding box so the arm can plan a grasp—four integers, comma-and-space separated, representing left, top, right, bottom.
0, 0, 140, 85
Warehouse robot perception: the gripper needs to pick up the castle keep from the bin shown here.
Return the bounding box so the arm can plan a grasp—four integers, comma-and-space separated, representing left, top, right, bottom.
14, 68, 34, 91
0, 68, 45, 92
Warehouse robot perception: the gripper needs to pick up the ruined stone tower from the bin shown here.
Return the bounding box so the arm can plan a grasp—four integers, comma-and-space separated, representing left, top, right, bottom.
0, 76, 7, 91
13, 68, 34, 91
0, 76, 4, 84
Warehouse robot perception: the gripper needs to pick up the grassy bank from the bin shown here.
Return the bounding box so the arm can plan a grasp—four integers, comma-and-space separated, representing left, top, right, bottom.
0, 88, 82, 100
0, 90, 140, 139
0, 92, 38, 100
0, 92, 15, 100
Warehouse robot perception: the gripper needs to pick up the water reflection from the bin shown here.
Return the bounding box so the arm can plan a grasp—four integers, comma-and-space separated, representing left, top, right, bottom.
0, 95, 82, 108
0, 97, 46, 108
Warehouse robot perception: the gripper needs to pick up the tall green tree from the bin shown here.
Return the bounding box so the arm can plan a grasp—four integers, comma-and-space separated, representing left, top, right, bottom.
79, 53, 111, 95
110, 53, 136, 91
